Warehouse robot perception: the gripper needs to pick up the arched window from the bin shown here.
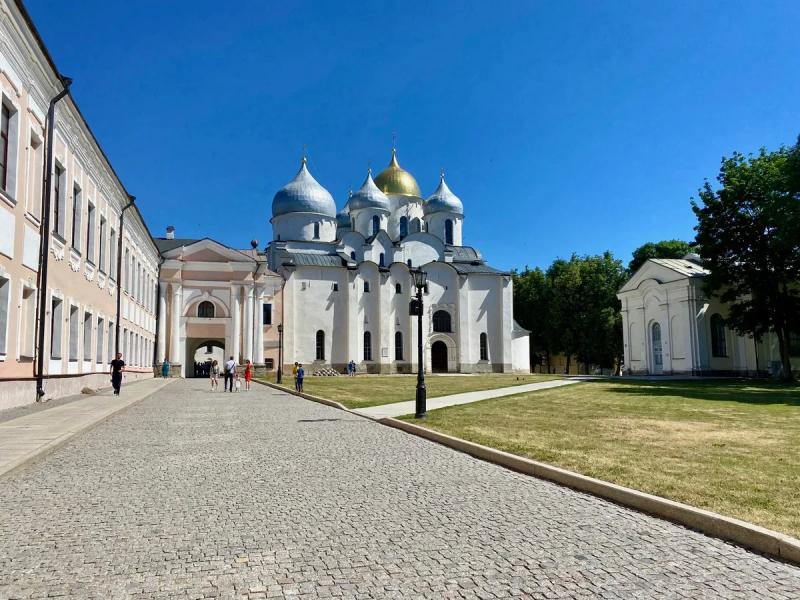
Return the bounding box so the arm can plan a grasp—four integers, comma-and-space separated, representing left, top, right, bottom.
411, 218, 421, 233
395, 283, 402, 294
445, 219, 454, 245
399, 216, 408, 238
395, 331, 403, 360
316, 330, 325, 360
433, 310, 452, 333
350, 251, 356, 261
198, 301, 215, 318
407, 259, 412, 267
313, 222, 320, 239
364, 281, 370, 293
371, 215, 380, 236
480, 333, 488, 361
363, 331, 372, 361
710, 314, 727, 357
379, 253, 385, 267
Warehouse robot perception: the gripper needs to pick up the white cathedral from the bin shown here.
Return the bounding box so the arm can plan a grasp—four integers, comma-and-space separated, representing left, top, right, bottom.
267, 150, 530, 373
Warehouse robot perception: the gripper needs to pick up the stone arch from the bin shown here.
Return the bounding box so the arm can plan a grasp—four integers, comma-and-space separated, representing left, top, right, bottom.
183, 291, 229, 318
427, 333, 457, 373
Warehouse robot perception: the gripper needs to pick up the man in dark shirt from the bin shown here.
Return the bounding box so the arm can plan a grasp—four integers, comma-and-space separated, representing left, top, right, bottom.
110, 353, 125, 395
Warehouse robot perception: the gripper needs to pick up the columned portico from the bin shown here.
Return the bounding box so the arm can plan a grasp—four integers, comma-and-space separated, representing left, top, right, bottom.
245, 285, 254, 362
231, 285, 241, 363
157, 285, 167, 363
170, 283, 183, 366
254, 287, 265, 364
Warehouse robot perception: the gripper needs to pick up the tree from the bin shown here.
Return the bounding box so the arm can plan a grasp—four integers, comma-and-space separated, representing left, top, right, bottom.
512, 267, 551, 371
629, 239, 694, 273
692, 137, 800, 382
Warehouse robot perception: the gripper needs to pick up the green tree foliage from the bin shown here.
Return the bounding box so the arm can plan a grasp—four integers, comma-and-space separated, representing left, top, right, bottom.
629, 239, 694, 273
692, 138, 800, 381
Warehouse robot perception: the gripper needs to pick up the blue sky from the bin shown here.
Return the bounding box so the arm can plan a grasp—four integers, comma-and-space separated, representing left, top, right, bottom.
27, 0, 800, 271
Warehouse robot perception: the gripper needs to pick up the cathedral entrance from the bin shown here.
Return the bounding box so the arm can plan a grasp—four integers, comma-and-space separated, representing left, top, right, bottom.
189, 339, 225, 378
431, 341, 448, 373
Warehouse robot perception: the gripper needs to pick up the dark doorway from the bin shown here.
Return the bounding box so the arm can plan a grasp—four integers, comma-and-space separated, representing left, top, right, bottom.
431, 341, 448, 373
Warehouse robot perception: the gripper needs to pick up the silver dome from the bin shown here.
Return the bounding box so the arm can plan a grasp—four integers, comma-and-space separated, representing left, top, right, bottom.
424, 174, 463, 216
272, 158, 337, 218
348, 170, 390, 212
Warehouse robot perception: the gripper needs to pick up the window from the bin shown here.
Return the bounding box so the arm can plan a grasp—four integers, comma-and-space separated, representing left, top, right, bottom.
395, 331, 403, 360
107, 321, 114, 362
263, 303, 272, 325
371, 215, 380, 235
332, 283, 339, 292
433, 310, 452, 333
407, 259, 412, 268
379, 253, 385, 267
363, 281, 370, 293
399, 216, 408, 238
411, 218, 421, 234
0, 276, 8, 355
83, 312, 92, 361
96, 318, 104, 363
423, 283, 429, 295
313, 222, 320, 239
98, 217, 107, 272
53, 165, 65, 237
480, 333, 488, 361
71, 184, 81, 251
124, 248, 130, 292
198, 301, 215, 318
363, 331, 372, 361
445, 219, 454, 245
109, 228, 117, 279
86, 202, 96, 263
0, 104, 10, 193
26, 132, 43, 219
316, 330, 325, 360
395, 283, 402, 294
710, 314, 727, 358
350, 251, 356, 261
68, 305, 79, 361
265, 358, 274, 370
50, 297, 63, 359
20, 286, 36, 358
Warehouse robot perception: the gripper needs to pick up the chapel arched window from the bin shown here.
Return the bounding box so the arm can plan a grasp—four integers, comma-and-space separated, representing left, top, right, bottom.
433, 310, 452, 333
379, 253, 385, 267
371, 215, 380, 236
480, 333, 488, 361
363, 331, 372, 361
316, 330, 325, 360
313, 222, 320, 239
399, 216, 408, 238
198, 301, 215, 318
445, 219, 454, 245
395, 331, 403, 360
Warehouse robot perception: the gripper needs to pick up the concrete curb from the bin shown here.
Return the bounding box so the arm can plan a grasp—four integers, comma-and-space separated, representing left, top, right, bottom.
255, 378, 800, 565
0, 378, 174, 480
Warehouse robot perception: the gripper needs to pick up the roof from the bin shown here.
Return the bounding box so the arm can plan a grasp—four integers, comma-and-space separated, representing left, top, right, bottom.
513, 319, 530, 334
446, 245, 480, 262
449, 262, 508, 276
282, 253, 343, 267
154, 238, 201, 253
650, 258, 710, 278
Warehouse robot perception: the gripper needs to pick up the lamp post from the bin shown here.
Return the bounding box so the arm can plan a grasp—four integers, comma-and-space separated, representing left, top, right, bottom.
277, 323, 283, 384
411, 268, 428, 418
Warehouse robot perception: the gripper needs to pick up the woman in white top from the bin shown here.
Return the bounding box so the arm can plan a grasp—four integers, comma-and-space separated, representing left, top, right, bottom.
210, 360, 220, 390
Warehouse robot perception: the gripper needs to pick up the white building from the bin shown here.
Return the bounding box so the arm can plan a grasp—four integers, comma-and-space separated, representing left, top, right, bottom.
617, 255, 799, 376
267, 151, 530, 373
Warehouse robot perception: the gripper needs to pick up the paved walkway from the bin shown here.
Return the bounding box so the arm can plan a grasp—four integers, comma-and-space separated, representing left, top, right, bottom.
0, 377, 172, 478
1, 379, 799, 599
355, 378, 580, 419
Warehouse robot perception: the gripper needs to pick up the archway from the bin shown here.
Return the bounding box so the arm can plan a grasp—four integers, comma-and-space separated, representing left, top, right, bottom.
189, 339, 225, 378
431, 340, 448, 373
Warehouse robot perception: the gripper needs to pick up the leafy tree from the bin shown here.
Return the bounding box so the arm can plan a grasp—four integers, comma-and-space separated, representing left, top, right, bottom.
692, 137, 800, 382
629, 239, 694, 273
512, 267, 551, 371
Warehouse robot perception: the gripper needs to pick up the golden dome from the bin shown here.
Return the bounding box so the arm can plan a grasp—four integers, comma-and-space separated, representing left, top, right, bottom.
373, 149, 421, 197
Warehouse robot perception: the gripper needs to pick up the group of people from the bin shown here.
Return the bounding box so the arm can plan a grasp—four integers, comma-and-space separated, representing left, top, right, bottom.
292, 362, 305, 392
159, 356, 254, 392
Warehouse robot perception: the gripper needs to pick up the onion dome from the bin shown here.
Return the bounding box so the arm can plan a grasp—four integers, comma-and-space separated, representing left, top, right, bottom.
374, 149, 421, 197
272, 157, 336, 218
348, 169, 390, 212
424, 172, 463, 216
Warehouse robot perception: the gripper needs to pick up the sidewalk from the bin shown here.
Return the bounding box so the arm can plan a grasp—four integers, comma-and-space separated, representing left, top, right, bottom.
0, 377, 172, 478
354, 378, 581, 419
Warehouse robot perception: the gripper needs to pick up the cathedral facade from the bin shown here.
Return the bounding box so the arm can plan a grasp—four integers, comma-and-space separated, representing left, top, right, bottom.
267, 151, 530, 374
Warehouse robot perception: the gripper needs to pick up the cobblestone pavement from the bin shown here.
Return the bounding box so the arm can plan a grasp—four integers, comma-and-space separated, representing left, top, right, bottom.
1, 379, 799, 599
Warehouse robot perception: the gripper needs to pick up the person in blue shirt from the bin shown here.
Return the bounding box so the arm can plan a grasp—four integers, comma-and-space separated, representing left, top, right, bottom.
296, 364, 305, 392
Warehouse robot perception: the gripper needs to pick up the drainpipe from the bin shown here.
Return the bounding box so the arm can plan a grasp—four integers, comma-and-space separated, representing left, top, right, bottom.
34, 75, 72, 401
152, 254, 165, 369
114, 195, 135, 356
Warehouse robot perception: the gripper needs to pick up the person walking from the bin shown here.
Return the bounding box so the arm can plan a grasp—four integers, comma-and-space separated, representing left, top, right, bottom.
210, 359, 220, 390
292, 362, 299, 390
296, 363, 305, 392
224, 356, 236, 392
161, 358, 170, 378
110, 353, 125, 395
244, 359, 253, 391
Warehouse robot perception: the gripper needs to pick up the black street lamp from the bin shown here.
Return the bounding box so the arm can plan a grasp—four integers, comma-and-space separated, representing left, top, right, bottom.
277, 323, 284, 384
411, 268, 428, 418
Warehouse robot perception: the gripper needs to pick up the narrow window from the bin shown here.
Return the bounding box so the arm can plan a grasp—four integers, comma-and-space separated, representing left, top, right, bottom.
350, 251, 356, 261
71, 184, 81, 251
363, 331, 372, 361
395, 283, 402, 294
109, 228, 117, 279
445, 219, 454, 245
198, 301, 215, 318
313, 222, 320, 239
411, 218, 420, 233
96, 318, 104, 363
98, 217, 107, 272
0, 104, 10, 192
379, 253, 385, 267
20, 286, 36, 358
262, 303, 272, 325
124, 248, 130, 292
710, 314, 727, 358
86, 202, 96, 263
69, 305, 80, 361
27, 133, 43, 219
433, 310, 452, 333
332, 283, 339, 292
395, 331, 403, 360
0, 276, 9, 356
399, 216, 408, 238
53, 165, 65, 237
83, 312, 93, 361
407, 259, 412, 268
50, 297, 63, 359
480, 333, 488, 361
316, 330, 325, 360
107, 321, 114, 362
364, 281, 370, 293
371, 215, 380, 236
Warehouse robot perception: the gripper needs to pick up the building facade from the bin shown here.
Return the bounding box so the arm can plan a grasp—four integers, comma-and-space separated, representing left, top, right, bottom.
268, 152, 530, 374
617, 256, 799, 376
0, 0, 159, 409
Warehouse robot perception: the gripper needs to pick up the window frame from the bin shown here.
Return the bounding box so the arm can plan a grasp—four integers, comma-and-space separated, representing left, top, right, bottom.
316, 330, 325, 360
0, 103, 10, 192
71, 183, 82, 252
197, 301, 215, 318
710, 314, 727, 358
479, 332, 488, 361
432, 310, 452, 333
363, 331, 372, 361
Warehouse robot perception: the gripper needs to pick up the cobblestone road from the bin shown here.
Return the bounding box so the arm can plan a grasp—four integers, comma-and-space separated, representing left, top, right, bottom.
1, 379, 799, 599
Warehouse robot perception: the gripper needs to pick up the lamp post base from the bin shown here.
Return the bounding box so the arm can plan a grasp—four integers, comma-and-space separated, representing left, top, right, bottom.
415, 383, 427, 418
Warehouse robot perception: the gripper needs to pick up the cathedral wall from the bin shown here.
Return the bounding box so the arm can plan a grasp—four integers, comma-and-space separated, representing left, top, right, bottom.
272, 214, 336, 242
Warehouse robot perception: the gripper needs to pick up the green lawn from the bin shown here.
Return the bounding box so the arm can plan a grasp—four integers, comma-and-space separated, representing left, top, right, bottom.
258, 373, 560, 409
400, 379, 800, 538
